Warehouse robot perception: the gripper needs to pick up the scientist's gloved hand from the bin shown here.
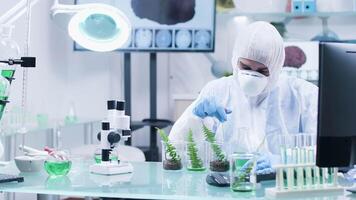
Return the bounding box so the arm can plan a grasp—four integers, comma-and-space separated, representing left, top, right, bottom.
193, 97, 231, 122
255, 156, 274, 175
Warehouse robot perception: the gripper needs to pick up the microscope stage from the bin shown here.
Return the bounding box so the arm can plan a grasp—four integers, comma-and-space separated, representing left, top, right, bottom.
90, 162, 134, 175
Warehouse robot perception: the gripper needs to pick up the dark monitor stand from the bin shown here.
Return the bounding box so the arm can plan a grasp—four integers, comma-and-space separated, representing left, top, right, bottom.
316, 42, 356, 168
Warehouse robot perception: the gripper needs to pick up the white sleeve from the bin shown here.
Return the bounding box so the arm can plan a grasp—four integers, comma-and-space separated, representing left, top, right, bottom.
299, 80, 319, 134
0, 140, 3, 159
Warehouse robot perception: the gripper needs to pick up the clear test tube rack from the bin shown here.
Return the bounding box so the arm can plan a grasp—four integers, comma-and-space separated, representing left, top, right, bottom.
266, 163, 344, 197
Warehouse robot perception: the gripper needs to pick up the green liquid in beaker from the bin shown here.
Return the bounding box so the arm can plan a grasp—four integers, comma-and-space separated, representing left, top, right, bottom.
1, 69, 15, 79
187, 167, 206, 172
44, 160, 72, 176
236, 159, 249, 167
94, 154, 119, 164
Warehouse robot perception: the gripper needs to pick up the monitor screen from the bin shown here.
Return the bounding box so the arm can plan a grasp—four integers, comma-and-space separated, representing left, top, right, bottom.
74, 0, 216, 52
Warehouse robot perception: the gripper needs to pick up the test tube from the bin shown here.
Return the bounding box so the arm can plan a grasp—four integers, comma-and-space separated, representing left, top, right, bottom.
304, 136, 313, 188
305, 148, 313, 187
296, 136, 305, 189
332, 168, 338, 186
314, 167, 321, 187
285, 147, 296, 189
286, 167, 294, 189
280, 146, 287, 164
327, 168, 334, 185
322, 168, 329, 186
276, 168, 284, 190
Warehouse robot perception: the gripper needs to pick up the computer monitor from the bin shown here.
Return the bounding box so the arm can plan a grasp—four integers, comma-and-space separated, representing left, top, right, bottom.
74, 0, 216, 52
316, 42, 356, 167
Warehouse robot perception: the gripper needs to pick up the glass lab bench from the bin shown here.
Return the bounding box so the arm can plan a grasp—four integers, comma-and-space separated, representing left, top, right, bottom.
0, 161, 354, 200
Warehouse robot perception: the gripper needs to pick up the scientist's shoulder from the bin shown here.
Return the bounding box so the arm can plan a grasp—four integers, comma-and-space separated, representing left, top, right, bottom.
279, 74, 318, 96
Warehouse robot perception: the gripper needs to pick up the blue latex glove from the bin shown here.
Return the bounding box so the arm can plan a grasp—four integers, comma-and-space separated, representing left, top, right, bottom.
255, 156, 274, 175
193, 98, 231, 122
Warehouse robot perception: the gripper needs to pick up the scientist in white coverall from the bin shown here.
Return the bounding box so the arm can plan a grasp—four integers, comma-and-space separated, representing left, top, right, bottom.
169, 21, 318, 173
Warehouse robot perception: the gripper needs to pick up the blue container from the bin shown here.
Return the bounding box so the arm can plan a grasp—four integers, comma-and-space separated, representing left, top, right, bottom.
292, 0, 303, 13
303, 0, 316, 13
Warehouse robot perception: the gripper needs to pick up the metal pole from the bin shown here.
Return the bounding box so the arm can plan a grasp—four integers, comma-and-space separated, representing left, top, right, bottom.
149, 53, 158, 161
124, 53, 131, 146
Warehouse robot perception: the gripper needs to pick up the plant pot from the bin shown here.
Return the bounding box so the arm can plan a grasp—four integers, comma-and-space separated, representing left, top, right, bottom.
207, 141, 229, 172
161, 141, 184, 170
163, 159, 182, 170
210, 160, 230, 172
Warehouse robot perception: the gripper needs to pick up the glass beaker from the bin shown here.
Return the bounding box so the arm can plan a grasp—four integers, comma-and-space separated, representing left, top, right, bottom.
44, 149, 72, 177
186, 140, 207, 171
230, 152, 256, 192
207, 141, 229, 172
161, 141, 184, 170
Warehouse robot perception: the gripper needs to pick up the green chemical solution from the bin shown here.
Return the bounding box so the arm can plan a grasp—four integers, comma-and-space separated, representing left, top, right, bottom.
94, 154, 119, 164
187, 167, 206, 172
1, 69, 15, 79
231, 158, 254, 192
44, 161, 72, 176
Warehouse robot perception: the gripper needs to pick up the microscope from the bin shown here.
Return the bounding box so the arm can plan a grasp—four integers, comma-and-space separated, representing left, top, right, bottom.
89, 100, 133, 175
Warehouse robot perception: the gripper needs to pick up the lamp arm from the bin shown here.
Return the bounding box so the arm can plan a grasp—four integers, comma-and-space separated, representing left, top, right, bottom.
51, 2, 106, 17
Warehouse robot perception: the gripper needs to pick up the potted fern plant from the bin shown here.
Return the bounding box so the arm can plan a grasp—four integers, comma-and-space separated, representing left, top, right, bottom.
203, 125, 229, 172
158, 128, 183, 170
186, 129, 206, 171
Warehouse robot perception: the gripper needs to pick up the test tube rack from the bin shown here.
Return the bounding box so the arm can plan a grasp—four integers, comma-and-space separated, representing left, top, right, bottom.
266, 163, 344, 197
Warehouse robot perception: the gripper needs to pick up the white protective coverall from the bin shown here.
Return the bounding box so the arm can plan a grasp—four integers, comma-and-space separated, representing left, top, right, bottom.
169, 21, 318, 155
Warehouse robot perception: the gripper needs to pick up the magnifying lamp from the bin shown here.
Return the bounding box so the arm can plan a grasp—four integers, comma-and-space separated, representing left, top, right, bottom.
51, 1, 131, 52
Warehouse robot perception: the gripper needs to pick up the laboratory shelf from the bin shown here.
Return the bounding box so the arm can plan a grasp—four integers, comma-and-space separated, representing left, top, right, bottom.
0, 119, 100, 138
227, 11, 356, 19
0, 161, 351, 200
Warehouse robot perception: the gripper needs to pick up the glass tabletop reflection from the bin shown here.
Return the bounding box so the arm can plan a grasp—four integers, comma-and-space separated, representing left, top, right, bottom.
0, 161, 351, 200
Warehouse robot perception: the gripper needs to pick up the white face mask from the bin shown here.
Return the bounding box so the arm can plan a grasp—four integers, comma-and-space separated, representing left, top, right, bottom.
238, 70, 268, 97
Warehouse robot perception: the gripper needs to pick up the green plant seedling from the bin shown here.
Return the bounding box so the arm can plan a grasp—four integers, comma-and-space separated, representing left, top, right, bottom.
187, 129, 205, 171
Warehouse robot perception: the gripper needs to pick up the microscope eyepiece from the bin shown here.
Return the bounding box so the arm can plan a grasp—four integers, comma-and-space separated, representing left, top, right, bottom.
102, 121, 110, 130
116, 101, 125, 111
107, 100, 116, 110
